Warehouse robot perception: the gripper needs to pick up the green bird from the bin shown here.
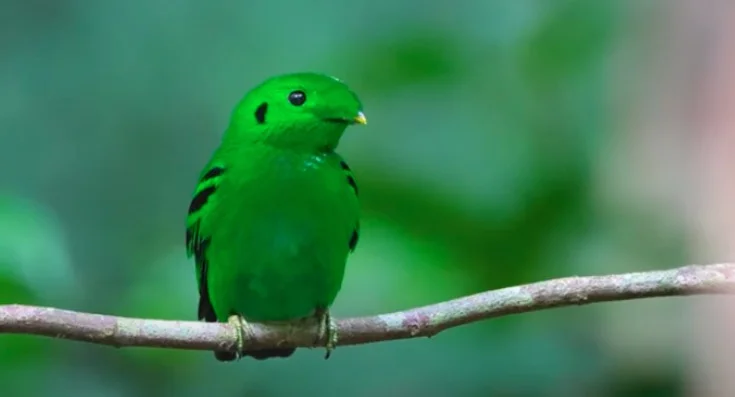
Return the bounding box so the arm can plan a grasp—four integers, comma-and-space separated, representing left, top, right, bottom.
185, 72, 365, 361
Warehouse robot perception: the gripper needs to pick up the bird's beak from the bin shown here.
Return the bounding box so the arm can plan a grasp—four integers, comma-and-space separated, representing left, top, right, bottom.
353, 111, 367, 125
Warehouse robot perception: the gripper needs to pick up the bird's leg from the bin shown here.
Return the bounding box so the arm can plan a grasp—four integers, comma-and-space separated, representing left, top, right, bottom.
315, 307, 338, 359
227, 314, 250, 359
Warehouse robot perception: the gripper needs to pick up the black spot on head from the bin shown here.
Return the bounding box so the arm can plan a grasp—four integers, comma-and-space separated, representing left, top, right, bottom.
255, 102, 268, 124
339, 160, 350, 171
188, 186, 216, 215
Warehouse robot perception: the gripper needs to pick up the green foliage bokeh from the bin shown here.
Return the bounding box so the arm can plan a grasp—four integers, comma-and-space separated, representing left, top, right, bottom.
0, 1, 687, 396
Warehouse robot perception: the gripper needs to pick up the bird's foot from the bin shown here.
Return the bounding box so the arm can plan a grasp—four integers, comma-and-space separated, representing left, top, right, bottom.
227, 314, 250, 359
315, 308, 338, 359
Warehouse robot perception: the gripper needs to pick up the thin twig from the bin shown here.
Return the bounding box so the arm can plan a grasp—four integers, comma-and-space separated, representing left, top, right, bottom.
1, 263, 734, 355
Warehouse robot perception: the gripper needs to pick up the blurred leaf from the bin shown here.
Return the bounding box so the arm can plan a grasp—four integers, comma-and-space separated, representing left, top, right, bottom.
0, 194, 78, 303
341, 28, 470, 92
360, 165, 594, 290
114, 248, 207, 374
519, 0, 620, 92
0, 0, 688, 396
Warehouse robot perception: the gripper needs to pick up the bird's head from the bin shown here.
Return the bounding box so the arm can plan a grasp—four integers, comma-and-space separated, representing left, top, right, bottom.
226, 72, 366, 152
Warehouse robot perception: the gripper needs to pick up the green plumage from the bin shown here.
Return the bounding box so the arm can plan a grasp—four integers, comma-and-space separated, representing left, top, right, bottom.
186, 73, 365, 361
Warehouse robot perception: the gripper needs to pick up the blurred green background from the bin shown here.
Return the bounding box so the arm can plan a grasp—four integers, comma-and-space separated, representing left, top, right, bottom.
0, 1, 694, 396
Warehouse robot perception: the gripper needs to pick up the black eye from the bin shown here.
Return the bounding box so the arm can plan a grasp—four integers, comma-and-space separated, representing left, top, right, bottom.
288, 90, 306, 106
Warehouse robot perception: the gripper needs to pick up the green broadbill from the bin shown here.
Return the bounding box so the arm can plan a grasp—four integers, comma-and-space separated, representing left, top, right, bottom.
185, 72, 365, 362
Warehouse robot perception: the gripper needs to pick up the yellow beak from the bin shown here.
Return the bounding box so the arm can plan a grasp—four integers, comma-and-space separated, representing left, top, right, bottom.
354, 111, 367, 125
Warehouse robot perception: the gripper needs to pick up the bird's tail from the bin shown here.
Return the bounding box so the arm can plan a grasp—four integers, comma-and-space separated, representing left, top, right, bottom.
214, 348, 296, 362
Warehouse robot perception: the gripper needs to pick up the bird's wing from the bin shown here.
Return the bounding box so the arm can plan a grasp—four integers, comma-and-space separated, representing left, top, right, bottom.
336, 155, 360, 253
185, 163, 226, 322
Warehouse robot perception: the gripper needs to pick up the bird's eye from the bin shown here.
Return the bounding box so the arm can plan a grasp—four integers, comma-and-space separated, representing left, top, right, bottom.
288, 90, 306, 106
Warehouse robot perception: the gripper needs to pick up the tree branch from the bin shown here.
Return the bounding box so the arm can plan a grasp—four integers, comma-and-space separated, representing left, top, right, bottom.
2, 263, 735, 355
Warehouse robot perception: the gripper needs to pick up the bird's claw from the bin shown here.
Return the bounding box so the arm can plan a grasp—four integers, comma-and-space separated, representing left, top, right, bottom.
316, 308, 338, 359
227, 314, 249, 359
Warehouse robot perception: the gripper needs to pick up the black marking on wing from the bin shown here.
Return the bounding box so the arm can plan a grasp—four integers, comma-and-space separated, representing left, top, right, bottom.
340, 159, 360, 252
187, 164, 254, 361
195, 237, 216, 321
346, 175, 358, 195
255, 102, 268, 124
188, 186, 216, 215
340, 160, 359, 196
349, 223, 359, 252
202, 166, 224, 181
187, 219, 216, 322
186, 165, 226, 324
